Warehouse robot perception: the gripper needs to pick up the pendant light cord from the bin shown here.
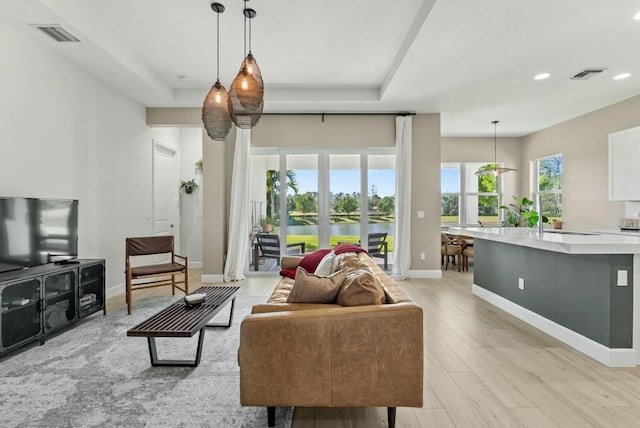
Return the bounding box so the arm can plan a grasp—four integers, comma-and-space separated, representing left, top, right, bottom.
493, 120, 499, 165
243, 4, 247, 60
248, 16, 252, 53
216, 9, 220, 81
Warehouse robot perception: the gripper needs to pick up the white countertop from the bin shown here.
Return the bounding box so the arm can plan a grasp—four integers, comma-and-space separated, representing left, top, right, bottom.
448, 227, 640, 254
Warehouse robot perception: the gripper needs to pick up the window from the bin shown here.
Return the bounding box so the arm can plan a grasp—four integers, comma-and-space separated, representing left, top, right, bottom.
534, 154, 563, 222
441, 162, 501, 225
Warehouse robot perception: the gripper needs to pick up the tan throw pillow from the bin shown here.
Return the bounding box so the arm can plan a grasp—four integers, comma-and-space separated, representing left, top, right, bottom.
339, 254, 369, 271
337, 269, 385, 306
286, 267, 347, 304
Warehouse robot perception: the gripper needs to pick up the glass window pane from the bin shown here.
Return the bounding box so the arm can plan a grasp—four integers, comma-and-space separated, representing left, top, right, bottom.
330, 154, 361, 246
441, 165, 460, 193
286, 154, 318, 252
540, 193, 562, 221
466, 162, 498, 192
466, 195, 499, 225
538, 155, 563, 191
368, 155, 395, 269
249, 154, 280, 272
441, 195, 459, 224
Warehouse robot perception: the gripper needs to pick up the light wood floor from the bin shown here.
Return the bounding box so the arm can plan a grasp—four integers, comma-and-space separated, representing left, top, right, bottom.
109, 269, 640, 428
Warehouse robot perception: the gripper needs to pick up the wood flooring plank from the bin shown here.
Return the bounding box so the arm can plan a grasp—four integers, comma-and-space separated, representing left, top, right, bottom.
510, 407, 558, 428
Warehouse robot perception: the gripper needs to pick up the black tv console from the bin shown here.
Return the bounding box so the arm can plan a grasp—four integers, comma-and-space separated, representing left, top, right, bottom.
0, 259, 105, 355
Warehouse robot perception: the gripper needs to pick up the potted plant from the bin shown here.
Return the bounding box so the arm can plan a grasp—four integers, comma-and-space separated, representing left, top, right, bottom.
498, 196, 548, 227
180, 179, 198, 194
260, 216, 275, 233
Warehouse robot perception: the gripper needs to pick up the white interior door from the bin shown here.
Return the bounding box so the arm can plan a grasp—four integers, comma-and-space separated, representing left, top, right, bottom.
153, 141, 180, 260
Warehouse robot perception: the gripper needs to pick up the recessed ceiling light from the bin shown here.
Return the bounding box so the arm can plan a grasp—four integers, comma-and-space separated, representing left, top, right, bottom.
534, 72, 550, 80
614, 73, 631, 80
634, 12, 640, 20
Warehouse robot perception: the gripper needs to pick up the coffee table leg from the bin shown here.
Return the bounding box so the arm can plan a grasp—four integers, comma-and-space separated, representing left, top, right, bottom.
146, 328, 207, 367
206, 297, 236, 328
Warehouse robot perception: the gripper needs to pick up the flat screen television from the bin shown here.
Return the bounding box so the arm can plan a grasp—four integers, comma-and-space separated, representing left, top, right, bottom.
0, 197, 79, 274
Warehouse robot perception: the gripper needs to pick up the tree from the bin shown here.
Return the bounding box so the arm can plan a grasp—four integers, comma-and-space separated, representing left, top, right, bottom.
378, 196, 394, 215
295, 192, 317, 214
368, 185, 381, 211
335, 192, 360, 217
266, 170, 298, 220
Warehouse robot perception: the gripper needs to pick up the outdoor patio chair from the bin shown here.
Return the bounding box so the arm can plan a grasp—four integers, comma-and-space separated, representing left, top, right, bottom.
367, 232, 389, 270
254, 233, 305, 271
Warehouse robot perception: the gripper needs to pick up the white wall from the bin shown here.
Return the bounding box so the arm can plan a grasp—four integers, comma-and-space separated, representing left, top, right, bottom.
521, 95, 640, 230
179, 127, 203, 267
0, 20, 163, 298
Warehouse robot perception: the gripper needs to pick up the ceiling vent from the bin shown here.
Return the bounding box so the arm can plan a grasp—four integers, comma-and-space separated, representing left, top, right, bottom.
31, 25, 80, 42
570, 68, 607, 80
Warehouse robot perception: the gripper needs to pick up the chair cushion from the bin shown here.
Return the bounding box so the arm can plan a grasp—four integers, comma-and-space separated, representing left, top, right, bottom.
337, 268, 386, 306
286, 267, 347, 304
130, 262, 185, 277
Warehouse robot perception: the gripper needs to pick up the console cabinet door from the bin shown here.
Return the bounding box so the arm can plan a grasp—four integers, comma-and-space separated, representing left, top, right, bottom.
43, 270, 77, 332
0, 278, 41, 351
78, 262, 105, 318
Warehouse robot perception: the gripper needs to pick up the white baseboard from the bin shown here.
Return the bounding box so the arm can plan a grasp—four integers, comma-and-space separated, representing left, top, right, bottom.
188, 261, 203, 269
472, 284, 637, 367
201, 274, 224, 283
407, 270, 443, 279
106, 283, 123, 299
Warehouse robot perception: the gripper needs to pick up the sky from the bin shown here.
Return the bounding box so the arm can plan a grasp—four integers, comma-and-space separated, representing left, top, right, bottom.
441, 168, 460, 193
292, 169, 396, 197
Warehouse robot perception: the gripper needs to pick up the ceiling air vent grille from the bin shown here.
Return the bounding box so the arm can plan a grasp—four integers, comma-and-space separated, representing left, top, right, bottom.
570, 68, 607, 80
32, 25, 80, 42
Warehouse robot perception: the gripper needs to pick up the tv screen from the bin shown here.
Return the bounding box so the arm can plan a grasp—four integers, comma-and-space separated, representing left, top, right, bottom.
0, 197, 79, 274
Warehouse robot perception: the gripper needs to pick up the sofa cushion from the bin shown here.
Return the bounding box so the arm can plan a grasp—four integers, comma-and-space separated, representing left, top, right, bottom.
337, 269, 386, 306
286, 267, 347, 304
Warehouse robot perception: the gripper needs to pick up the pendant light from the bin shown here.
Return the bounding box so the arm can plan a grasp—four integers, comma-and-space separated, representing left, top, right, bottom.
475, 120, 517, 176
228, 1, 263, 128
202, 2, 232, 141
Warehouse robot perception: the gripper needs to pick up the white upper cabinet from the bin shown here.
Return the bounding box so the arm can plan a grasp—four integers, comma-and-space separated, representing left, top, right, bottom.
609, 126, 640, 201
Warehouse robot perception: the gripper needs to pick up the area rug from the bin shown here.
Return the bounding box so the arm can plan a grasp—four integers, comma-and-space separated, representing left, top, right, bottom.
0, 294, 293, 428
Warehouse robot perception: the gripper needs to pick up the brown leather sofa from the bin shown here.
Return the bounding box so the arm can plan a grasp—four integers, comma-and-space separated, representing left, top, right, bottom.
238, 253, 423, 428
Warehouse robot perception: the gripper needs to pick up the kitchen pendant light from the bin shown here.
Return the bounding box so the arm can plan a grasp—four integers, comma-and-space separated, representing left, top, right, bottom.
228, 1, 263, 128
202, 2, 232, 141
475, 120, 517, 176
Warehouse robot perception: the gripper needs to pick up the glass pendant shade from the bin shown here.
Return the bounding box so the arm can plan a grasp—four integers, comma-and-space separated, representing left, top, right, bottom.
229, 65, 263, 110
228, 96, 263, 129
243, 52, 263, 89
475, 120, 517, 176
202, 80, 232, 141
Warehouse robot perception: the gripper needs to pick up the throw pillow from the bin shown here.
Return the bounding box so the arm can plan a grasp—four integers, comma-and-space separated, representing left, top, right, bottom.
339, 254, 369, 271
286, 267, 347, 304
334, 243, 368, 255
314, 251, 337, 276
330, 252, 356, 274
298, 249, 332, 273
337, 269, 385, 306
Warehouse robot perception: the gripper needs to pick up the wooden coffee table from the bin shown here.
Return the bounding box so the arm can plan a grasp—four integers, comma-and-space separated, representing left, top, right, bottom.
127, 286, 240, 367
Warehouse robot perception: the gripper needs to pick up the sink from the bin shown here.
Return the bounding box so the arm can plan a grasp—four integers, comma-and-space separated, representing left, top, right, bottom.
544, 230, 599, 236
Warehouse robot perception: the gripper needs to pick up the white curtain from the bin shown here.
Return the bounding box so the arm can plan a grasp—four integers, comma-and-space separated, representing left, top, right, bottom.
223, 127, 251, 282
392, 116, 412, 279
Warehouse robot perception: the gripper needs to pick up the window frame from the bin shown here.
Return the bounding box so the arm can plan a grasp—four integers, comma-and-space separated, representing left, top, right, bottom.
441, 162, 503, 225
532, 153, 563, 221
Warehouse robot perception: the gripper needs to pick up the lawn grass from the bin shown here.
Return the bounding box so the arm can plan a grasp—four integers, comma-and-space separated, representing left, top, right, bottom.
287, 235, 395, 253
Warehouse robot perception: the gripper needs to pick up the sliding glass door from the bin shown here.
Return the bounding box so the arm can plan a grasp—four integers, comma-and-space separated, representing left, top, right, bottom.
249, 149, 395, 273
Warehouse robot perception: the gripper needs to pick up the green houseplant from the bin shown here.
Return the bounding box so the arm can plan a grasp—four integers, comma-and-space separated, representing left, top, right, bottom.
180, 179, 198, 194
499, 196, 547, 227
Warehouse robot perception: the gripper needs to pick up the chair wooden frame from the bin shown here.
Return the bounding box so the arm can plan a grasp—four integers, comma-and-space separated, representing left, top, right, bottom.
125, 236, 188, 315
441, 233, 458, 271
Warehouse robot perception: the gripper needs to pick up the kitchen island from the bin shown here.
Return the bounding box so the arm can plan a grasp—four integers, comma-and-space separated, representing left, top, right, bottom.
449, 227, 640, 367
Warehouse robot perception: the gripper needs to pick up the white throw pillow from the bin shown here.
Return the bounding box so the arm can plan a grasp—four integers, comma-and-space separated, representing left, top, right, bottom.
314, 251, 336, 276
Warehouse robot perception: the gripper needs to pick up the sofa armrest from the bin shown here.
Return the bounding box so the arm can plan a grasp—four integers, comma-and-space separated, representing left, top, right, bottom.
280, 255, 303, 270
239, 303, 423, 408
